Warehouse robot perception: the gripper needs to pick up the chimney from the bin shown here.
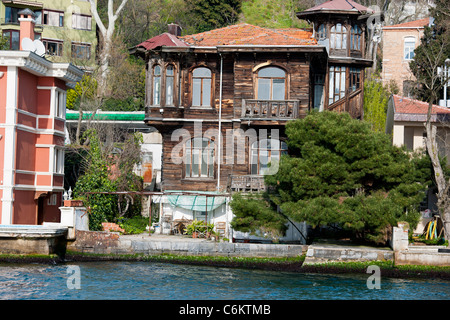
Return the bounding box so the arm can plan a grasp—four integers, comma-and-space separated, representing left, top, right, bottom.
18, 8, 36, 50
168, 23, 182, 37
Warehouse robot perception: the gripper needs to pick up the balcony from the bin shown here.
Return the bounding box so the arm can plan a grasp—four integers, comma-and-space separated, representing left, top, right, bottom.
229, 175, 266, 193
241, 99, 300, 120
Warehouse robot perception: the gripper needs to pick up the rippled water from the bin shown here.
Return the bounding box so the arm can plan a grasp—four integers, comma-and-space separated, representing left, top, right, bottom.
0, 261, 449, 300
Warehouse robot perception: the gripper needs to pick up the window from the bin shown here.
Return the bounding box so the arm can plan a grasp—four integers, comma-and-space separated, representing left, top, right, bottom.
192, 67, 212, 107
350, 68, 361, 92
166, 65, 175, 106
43, 39, 63, 56
72, 14, 92, 30
330, 23, 347, 50
317, 24, 327, 40
404, 37, 415, 60
54, 148, 64, 174
4, 6, 20, 23
329, 66, 346, 104
314, 74, 325, 111
185, 138, 214, 178
153, 65, 161, 105
2, 30, 19, 50
55, 90, 66, 118
251, 139, 288, 175
47, 194, 57, 206
35, 10, 42, 24
350, 25, 361, 51
71, 42, 91, 60
257, 67, 286, 100
43, 10, 64, 27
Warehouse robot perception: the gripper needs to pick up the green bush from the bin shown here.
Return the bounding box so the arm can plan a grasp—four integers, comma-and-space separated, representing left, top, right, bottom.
118, 216, 149, 234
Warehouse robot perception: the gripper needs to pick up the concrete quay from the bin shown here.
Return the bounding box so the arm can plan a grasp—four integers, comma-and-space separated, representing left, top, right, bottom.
303, 244, 394, 265
67, 231, 308, 258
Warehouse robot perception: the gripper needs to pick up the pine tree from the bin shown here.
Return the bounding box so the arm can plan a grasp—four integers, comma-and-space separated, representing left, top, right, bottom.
231, 112, 433, 245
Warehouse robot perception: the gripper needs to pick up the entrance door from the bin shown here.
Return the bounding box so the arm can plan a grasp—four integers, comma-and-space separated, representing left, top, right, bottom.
37, 196, 44, 225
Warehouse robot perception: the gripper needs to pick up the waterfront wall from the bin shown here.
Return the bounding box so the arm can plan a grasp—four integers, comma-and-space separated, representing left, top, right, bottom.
67, 231, 308, 258
303, 245, 394, 264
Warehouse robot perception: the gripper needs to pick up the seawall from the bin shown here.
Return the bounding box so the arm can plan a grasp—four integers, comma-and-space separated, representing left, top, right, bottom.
67, 230, 308, 258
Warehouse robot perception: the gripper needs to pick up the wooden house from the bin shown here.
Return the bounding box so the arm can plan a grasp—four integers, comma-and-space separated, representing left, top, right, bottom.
131, 0, 374, 241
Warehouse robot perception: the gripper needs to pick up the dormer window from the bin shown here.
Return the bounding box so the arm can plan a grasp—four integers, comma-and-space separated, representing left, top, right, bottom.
330, 23, 347, 50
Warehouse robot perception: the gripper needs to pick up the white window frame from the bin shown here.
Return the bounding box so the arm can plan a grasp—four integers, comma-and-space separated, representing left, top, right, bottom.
53, 147, 64, 174
72, 13, 92, 30
404, 37, 416, 61
54, 89, 66, 119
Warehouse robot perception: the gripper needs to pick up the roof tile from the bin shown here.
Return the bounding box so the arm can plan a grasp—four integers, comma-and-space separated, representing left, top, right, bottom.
383, 17, 430, 29
180, 23, 316, 47
393, 94, 450, 115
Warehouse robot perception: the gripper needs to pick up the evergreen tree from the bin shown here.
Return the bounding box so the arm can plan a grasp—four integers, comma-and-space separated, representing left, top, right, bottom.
187, 0, 242, 32
231, 112, 433, 245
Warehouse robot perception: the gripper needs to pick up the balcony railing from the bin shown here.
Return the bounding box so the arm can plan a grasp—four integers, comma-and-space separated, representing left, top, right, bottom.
229, 175, 266, 192
241, 99, 300, 120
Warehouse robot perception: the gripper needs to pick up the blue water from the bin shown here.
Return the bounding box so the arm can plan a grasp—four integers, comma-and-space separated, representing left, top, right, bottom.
0, 261, 449, 300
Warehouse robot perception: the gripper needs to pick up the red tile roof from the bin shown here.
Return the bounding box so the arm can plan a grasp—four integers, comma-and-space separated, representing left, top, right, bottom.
135, 33, 188, 51
180, 23, 316, 47
392, 95, 450, 122
383, 17, 430, 29
302, 0, 372, 13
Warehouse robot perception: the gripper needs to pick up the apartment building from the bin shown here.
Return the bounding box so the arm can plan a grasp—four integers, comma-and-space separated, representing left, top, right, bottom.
0, 0, 97, 68
382, 17, 430, 96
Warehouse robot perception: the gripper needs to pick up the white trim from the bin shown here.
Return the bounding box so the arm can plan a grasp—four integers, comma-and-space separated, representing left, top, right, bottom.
2, 66, 18, 225
12, 185, 64, 192
12, 124, 66, 137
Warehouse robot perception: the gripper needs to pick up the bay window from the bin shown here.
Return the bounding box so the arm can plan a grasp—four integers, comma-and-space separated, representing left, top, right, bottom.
329, 66, 346, 104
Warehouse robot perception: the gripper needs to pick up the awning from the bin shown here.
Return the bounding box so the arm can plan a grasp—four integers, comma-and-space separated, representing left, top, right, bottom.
166, 190, 227, 212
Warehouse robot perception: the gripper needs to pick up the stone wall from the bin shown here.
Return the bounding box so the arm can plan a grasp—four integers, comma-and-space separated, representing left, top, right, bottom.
303, 245, 394, 264
67, 231, 307, 258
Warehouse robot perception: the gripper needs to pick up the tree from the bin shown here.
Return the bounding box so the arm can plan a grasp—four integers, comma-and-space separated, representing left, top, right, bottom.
231, 112, 433, 245
240, 0, 313, 28
73, 129, 143, 230
363, 75, 391, 132
186, 0, 242, 32
89, 0, 129, 96
409, 0, 450, 240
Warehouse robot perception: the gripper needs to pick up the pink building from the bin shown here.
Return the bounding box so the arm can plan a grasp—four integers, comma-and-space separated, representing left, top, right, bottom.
0, 9, 83, 225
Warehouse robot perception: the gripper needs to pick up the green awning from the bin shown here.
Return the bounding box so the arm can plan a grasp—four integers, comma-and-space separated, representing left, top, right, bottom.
65, 111, 145, 121
166, 190, 227, 212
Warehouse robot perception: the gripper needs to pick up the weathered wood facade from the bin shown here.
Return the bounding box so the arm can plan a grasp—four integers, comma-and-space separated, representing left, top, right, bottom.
130, 0, 374, 230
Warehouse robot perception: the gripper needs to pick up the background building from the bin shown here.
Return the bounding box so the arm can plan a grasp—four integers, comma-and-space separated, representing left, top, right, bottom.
0, 0, 97, 68
382, 17, 430, 96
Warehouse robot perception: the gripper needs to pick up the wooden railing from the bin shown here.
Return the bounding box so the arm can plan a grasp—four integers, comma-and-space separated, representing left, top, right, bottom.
241, 99, 300, 120
229, 175, 266, 192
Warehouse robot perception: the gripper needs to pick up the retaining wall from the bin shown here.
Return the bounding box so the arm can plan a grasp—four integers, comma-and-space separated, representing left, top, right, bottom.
303, 245, 394, 264
67, 231, 307, 258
